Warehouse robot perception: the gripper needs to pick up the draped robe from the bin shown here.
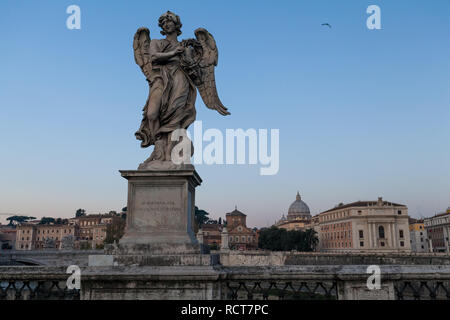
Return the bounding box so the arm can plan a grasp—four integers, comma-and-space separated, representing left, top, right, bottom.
135, 38, 196, 148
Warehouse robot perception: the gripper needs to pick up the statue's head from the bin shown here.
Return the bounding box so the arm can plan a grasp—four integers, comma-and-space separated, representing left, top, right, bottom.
158, 11, 182, 36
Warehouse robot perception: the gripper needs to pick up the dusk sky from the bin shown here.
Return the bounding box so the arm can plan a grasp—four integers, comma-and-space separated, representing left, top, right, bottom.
0, 0, 449, 227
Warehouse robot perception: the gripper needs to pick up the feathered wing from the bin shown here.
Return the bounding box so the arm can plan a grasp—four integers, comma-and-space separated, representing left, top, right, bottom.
192, 28, 230, 116
133, 27, 152, 147
133, 27, 152, 81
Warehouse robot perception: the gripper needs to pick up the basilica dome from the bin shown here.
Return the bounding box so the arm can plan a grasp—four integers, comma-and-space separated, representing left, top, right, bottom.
287, 192, 311, 220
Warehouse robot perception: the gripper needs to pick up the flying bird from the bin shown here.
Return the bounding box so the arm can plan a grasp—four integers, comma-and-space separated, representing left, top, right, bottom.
321, 23, 332, 28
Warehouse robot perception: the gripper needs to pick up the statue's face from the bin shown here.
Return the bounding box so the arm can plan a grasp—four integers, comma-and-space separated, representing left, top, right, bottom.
197, 32, 206, 42
161, 18, 176, 34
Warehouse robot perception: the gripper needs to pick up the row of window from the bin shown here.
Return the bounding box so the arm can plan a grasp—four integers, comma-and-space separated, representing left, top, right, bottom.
322, 231, 352, 240
19, 229, 73, 235
37, 229, 72, 234
320, 211, 351, 222
229, 236, 255, 243
358, 227, 404, 239
321, 222, 351, 231
371, 240, 405, 247
425, 217, 450, 227
323, 241, 353, 248
79, 221, 99, 226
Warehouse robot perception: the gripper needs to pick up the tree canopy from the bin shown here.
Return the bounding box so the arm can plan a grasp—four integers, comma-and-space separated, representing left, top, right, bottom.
194, 206, 210, 227
55, 218, 69, 225
39, 217, 56, 225
6, 215, 36, 226
75, 209, 86, 217
258, 227, 318, 252
104, 218, 126, 244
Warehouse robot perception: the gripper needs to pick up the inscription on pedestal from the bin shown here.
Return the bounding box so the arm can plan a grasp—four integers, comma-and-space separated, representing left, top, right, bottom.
132, 186, 185, 232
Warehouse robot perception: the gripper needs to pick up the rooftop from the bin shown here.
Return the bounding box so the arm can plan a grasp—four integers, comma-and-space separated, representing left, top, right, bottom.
226, 206, 246, 217
409, 217, 424, 224
321, 197, 406, 214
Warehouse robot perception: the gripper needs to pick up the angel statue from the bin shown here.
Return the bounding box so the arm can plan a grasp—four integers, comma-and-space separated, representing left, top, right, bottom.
133, 11, 229, 169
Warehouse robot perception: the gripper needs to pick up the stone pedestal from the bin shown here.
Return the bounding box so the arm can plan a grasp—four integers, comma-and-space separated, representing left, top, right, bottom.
107, 165, 214, 266
120, 166, 201, 246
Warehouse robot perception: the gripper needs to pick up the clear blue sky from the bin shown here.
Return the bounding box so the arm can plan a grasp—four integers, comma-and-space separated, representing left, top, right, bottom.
0, 0, 449, 227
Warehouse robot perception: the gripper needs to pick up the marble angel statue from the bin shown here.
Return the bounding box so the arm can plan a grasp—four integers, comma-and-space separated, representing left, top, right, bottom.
132, 11, 229, 168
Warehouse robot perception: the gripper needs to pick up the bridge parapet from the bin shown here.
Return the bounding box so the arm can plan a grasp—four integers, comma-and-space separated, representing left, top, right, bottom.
2, 265, 450, 300
0, 250, 104, 266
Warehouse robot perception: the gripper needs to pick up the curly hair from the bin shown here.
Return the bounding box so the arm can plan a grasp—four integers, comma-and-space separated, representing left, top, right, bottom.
158, 11, 182, 36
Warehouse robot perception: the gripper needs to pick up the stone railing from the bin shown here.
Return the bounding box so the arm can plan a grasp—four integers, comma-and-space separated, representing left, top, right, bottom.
0, 266, 80, 300
2, 265, 450, 300
216, 250, 450, 266
0, 250, 103, 266
4, 250, 450, 267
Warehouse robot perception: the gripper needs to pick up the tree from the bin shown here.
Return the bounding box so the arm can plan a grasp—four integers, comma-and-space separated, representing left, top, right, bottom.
104, 218, 126, 244
6, 215, 36, 226
304, 228, 319, 251
1, 243, 12, 250
79, 241, 92, 250
194, 206, 209, 227
43, 237, 56, 249
258, 227, 318, 252
209, 243, 219, 250
122, 207, 127, 213
39, 217, 56, 225
61, 235, 75, 250
75, 209, 86, 217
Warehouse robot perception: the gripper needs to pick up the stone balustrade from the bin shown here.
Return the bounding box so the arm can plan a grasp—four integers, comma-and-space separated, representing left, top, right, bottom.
2, 264, 450, 300
3, 249, 450, 267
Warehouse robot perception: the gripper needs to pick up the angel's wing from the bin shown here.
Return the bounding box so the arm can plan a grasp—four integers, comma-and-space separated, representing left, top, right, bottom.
192, 28, 230, 116
133, 27, 152, 148
133, 27, 151, 81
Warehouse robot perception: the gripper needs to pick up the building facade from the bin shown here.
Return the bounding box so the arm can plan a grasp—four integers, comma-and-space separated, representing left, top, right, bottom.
226, 207, 258, 250
34, 224, 77, 250
201, 223, 223, 249
424, 207, 450, 252
15, 224, 37, 250
15, 224, 77, 250
69, 215, 103, 241
0, 225, 17, 250
15, 213, 120, 250
316, 197, 411, 253
69, 214, 119, 248
409, 218, 429, 253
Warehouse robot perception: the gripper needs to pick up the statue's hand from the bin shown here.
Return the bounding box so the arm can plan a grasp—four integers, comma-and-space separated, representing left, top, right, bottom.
174, 45, 185, 55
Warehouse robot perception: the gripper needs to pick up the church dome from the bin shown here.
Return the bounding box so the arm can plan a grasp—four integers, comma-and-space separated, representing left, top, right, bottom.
287, 192, 311, 220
